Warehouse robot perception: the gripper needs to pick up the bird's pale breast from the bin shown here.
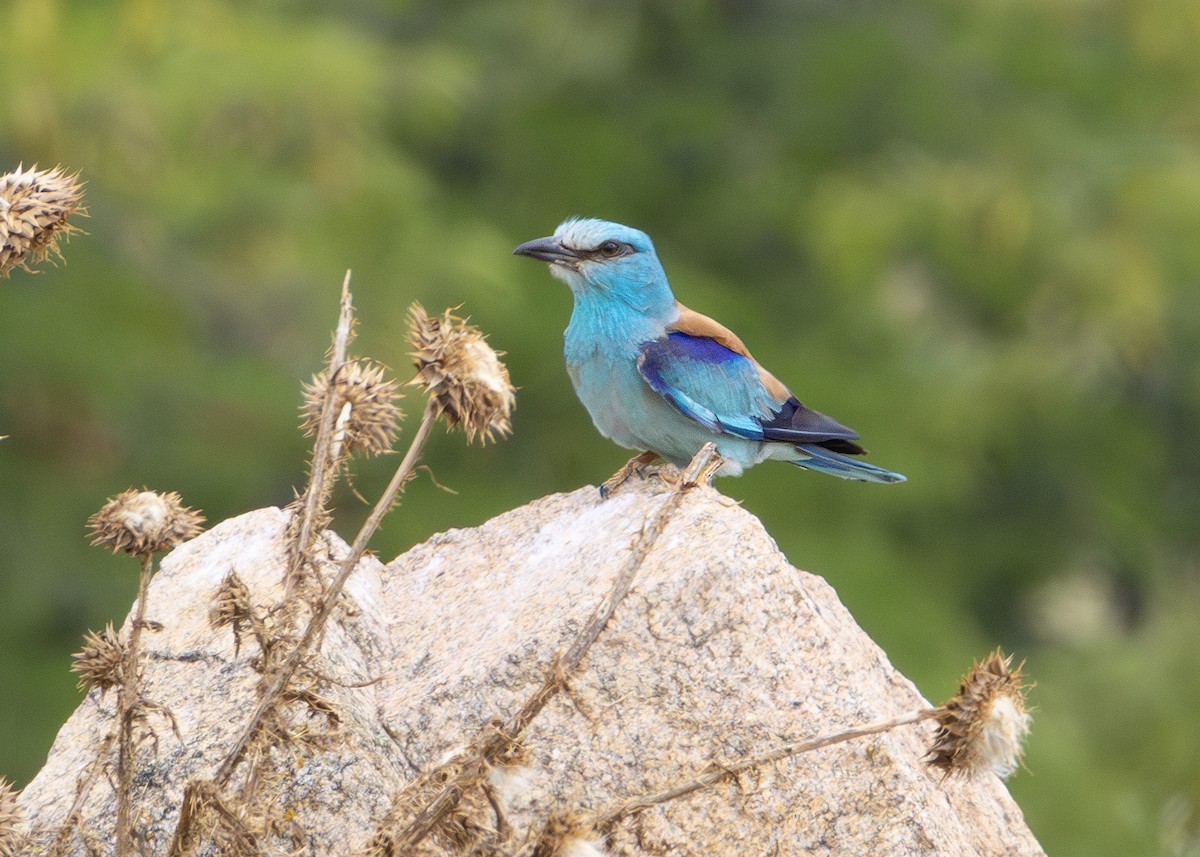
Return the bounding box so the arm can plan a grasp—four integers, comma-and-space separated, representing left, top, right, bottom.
566, 343, 762, 474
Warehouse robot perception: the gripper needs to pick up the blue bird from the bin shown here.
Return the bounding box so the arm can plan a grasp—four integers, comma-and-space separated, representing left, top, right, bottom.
514, 218, 905, 489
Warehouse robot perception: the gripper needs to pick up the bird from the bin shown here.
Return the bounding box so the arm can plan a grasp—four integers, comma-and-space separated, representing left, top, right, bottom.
513, 217, 905, 490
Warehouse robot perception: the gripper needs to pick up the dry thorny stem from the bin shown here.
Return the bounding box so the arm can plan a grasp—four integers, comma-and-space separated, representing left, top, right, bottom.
54, 555, 169, 856
168, 284, 443, 854
382, 443, 724, 853
527, 652, 1030, 854
209, 398, 439, 791
591, 708, 940, 834
285, 269, 354, 602
517, 709, 942, 857
56, 490, 199, 854
113, 553, 154, 856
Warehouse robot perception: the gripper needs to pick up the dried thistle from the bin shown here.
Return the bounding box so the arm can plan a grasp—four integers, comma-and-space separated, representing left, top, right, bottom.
88, 492, 200, 855
88, 489, 204, 556
482, 721, 532, 817
408, 303, 515, 444
364, 746, 501, 856
211, 572, 252, 628
0, 164, 86, 277
534, 813, 606, 857
71, 623, 126, 693
301, 359, 403, 457
210, 571, 258, 659
0, 777, 24, 857
928, 648, 1031, 779
197, 303, 505, 843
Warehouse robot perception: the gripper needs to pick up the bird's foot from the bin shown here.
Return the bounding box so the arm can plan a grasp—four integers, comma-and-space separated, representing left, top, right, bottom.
658, 442, 724, 491
599, 451, 663, 499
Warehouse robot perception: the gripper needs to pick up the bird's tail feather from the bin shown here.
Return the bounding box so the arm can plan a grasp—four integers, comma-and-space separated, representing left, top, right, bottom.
794, 444, 906, 484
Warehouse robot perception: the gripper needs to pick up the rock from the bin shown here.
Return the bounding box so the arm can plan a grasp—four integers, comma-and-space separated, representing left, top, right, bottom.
18, 479, 1045, 856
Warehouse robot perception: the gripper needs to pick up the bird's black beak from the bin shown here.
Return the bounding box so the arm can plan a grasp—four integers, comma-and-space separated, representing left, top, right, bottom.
513, 235, 581, 266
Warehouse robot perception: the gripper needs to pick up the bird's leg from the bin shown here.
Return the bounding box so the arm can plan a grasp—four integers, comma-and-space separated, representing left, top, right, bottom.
600, 450, 663, 499
657, 442, 724, 491
680, 442, 723, 488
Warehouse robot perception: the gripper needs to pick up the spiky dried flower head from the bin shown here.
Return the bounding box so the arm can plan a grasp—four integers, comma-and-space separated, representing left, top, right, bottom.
88, 489, 205, 556
536, 813, 607, 857
0, 164, 86, 277
928, 648, 1031, 779
408, 303, 515, 444
302, 359, 403, 457
70, 623, 126, 693
211, 572, 253, 629
0, 777, 24, 857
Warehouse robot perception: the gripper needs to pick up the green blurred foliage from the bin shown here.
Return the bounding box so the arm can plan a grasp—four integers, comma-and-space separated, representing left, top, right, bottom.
2, 0, 1198, 854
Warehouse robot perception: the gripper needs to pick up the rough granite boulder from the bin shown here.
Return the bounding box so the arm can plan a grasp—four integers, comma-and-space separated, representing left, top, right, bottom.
18, 479, 1046, 855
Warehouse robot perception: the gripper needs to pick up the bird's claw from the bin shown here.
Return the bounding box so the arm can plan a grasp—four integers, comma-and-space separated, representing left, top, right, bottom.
599, 451, 662, 499
677, 442, 723, 490
603, 445, 723, 498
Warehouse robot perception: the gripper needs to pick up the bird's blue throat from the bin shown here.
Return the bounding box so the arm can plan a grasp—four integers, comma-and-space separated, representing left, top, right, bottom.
564, 287, 672, 365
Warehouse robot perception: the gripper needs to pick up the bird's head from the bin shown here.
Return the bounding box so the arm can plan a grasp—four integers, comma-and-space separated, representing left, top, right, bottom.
514, 218, 674, 314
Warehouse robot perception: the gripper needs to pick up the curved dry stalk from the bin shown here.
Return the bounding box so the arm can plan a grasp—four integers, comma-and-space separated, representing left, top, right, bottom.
592, 707, 940, 833
388, 444, 722, 852
212, 398, 440, 788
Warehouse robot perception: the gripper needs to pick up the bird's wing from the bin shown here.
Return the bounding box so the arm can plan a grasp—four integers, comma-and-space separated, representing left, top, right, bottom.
636, 303, 865, 450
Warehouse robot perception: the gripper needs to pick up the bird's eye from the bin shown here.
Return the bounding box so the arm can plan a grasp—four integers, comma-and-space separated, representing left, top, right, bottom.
598, 240, 623, 257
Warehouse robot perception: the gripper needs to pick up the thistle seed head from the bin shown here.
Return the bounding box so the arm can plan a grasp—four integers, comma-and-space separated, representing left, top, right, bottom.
0, 777, 24, 857
301, 359, 403, 457
88, 489, 205, 556
211, 572, 253, 629
0, 164, 86, 277
535, 813, 607, 857
70, 623, 127, 693
928, 649, 1032, 779
408, 303, 515, 444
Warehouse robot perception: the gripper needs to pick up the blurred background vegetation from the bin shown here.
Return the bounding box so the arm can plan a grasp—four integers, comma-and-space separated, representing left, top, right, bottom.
2, 0, 1198, 853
